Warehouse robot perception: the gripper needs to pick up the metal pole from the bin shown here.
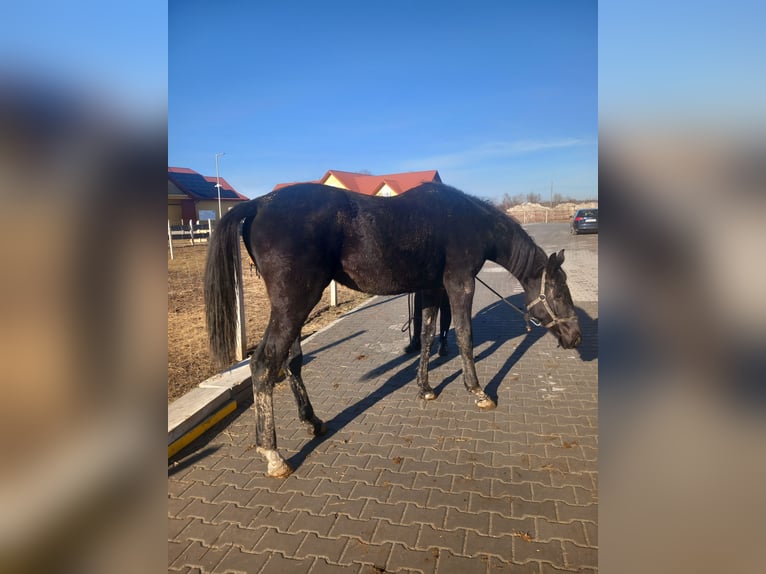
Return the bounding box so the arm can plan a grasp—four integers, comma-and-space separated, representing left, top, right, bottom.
215, 152, 226, 220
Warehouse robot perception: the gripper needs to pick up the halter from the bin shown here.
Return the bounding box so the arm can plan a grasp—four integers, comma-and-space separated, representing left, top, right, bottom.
526, 269, 577, 328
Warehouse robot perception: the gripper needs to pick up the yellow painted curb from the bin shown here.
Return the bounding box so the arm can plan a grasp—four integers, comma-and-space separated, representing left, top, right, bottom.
168, 400, 237, 459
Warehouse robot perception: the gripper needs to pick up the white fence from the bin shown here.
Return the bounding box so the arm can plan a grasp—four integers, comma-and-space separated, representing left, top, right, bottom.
167, 219, 214, 259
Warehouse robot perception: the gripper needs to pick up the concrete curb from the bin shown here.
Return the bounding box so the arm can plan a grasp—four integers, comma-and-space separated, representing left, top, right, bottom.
167, 360, 251, 457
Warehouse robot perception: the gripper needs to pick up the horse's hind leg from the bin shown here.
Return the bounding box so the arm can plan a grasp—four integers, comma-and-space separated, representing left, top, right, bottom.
250, 327, 295, 478
416, 290, 440, 400
286, 336, 326, 437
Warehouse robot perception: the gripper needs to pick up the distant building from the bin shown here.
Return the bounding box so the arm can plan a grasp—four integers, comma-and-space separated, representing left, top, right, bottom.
168, 167, 248, 224
273, 169, 441, 197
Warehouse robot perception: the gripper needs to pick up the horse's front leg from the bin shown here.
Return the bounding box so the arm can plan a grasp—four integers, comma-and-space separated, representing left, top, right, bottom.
445, 277, 496, 410
416, 291, 440, 400
250, 326, 295, 478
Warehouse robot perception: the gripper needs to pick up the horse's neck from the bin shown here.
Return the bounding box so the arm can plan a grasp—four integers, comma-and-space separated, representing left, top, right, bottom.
490, 217, 546, 289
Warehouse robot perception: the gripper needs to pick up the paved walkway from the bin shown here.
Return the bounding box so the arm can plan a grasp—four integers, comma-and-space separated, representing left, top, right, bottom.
168, 259, 598, 573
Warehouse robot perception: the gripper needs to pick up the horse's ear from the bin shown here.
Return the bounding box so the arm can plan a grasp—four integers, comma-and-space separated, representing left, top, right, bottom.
547, 250, 565, 272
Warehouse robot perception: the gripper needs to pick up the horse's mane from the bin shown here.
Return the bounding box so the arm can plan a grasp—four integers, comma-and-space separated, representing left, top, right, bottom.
459, 189, 545, 282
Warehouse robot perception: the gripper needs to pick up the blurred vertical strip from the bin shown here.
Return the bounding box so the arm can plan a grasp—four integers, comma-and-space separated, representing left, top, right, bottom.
600, 1, 766, 572
0, 2, 166, 573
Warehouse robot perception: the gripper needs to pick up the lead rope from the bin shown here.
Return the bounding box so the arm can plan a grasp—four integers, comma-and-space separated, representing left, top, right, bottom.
400, 292, 415, 341
474, 276, 539, 332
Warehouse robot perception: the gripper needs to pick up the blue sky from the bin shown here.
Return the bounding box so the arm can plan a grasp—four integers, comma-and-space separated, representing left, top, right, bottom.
169, 1, 597, 200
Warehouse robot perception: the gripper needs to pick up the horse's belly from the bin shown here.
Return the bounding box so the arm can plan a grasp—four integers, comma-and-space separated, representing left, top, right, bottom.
336, 259, 438, 295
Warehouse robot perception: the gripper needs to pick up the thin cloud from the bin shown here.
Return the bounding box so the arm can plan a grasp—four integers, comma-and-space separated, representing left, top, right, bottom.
400, 138, 594, 170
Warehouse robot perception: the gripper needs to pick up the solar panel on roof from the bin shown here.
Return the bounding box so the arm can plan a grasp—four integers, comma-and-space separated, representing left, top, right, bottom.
168, 172, 239, 200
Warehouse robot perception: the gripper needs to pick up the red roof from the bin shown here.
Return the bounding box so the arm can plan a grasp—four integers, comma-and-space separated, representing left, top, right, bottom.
272, 170, 441, 195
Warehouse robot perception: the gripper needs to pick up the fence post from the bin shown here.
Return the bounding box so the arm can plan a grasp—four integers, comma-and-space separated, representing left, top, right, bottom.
168, 220, 174, 260
234, 229, 247, 361
188, 219, 194, 246
330, 280, 338, 307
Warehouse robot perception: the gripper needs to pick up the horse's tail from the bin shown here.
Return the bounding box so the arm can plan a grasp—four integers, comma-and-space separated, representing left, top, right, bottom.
204, 200, 259, 368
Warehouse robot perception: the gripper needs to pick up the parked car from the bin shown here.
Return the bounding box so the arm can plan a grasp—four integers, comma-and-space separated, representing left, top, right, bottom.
570, 208, 598, 234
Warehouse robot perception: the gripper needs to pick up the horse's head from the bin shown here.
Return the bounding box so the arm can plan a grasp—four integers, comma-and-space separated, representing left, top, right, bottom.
526, 250, 582, 349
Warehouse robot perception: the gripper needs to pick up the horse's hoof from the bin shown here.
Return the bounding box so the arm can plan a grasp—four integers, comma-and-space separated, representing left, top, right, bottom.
476, 391, 497, 411
420, 390, 436, 401
257, 447, 293, 478
267, 461, 293, 478
306, 420, 327, 437
475, 396, 496, 410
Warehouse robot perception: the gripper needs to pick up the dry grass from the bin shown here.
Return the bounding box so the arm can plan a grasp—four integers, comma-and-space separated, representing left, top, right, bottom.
168, 241, 371, 403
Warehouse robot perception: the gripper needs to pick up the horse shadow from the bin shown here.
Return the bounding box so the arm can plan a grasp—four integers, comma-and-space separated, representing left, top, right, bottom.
359, 294, 598, 404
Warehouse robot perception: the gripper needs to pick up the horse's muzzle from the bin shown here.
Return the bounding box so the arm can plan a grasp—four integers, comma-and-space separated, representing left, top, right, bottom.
556, 321, 582, 349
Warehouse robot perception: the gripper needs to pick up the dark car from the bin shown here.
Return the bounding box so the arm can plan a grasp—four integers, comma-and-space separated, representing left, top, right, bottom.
570, 208, 598, 234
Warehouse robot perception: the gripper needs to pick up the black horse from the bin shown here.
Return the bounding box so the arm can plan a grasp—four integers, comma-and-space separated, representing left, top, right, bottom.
205, 182, 581, 477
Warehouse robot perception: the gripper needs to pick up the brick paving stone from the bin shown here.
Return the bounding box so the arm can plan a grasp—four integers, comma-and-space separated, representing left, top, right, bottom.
310, 557, 358, 574
415, 524, 465, 555
426, 489, 470, 512
215, 524, 266, 552
177, 518, 227, 546
340, 539, 393, 569
435, 549, 487, 574
511, 499, 558, 521
184, 482, 227, 503
212, 504, 258, 527
212, 485, 256, 508
583, 521, 597, 547
261, 552, 314, 574
451, 476, 493, 497
169, 516, 194, 541
252, 527, 305, 556
389, 484, 430, 507
443, 508, 491, 534
487, 556, 541, 573
387, 542, 438, 574
371, 519, 419, 548
350, 482, 394, 503
168, 540, 189, 566
170, 540, 216, 571
464, 531, 513, 560
555, 502, 597, 524
469, 492, 510, 515
168, 495, 192, 518
490, 479, 533, 500
512, 537, 566, 570
531, 485, 578, 504
179, 498, 224, 523
252, 508, 296, 533
561, 540, 598, 570
322, 496, 366, 519
285, 510, 335, 536
247, 488, 293, 512
329, 515, 379, 544
168, 479, 192, 499
489, 515, 536, 539
283, 492, 334, 515
360, 499, 407, 523
535, 518, 588, 546
185, 467, 226, 485
413, 472, 453, 493
294, 531, 349, 563
400, 503, 447, 528
214, 546, 269, 573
